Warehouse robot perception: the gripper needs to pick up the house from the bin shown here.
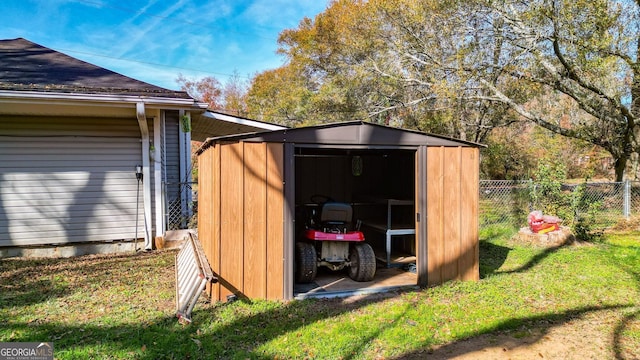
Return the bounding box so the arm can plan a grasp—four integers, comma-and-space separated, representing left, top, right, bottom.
196, 121, 482, 300
0, 38, 284, 257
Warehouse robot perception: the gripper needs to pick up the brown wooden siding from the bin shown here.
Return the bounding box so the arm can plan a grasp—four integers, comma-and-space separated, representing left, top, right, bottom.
244, 143, 267, 298
198, 142, 285, 302
425, 146, 479, 286
197, 142, 214, 297
265, 143, 284, 300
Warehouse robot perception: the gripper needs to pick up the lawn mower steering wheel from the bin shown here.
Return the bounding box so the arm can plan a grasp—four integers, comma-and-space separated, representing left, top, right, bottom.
310, 194, 333, 205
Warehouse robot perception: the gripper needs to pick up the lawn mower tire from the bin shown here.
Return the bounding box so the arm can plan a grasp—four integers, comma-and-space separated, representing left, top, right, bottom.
348, 242, 376, 282
295, 242, 317, 283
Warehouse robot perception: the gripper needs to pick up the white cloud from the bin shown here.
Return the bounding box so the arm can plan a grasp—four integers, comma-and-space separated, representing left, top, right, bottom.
1, 0, 328, 89
243, 0, 327, 27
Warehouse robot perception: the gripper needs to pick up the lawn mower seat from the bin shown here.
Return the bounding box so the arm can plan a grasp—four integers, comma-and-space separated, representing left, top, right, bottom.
320, 202, 353, 226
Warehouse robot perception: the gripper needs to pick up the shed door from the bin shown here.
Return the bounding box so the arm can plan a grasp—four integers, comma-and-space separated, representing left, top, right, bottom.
0, 116, 143, 247
415, 146, 428, 286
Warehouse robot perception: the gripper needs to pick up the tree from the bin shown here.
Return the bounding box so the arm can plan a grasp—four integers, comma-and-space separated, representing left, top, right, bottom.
176, 74, 223, 110
470, 0, 640, 181
272, 0, 521, 141
362, 0, 639, 180
245, 66, 314, 127
251, 0, 637, 179
222, 70, 249, 117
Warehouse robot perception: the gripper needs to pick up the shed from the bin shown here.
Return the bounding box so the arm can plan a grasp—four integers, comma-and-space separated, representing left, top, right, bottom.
196, 121, 481, 301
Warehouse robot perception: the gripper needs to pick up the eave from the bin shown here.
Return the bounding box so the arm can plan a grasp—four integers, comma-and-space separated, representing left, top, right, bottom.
0, 90, 208, 117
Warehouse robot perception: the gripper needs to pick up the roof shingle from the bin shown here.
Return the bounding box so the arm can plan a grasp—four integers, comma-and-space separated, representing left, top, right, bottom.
0, 38, 192, 99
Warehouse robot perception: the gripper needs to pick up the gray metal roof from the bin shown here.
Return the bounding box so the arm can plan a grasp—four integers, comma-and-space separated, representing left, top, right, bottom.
198, 121, 484, 154
0, 38, 192, 99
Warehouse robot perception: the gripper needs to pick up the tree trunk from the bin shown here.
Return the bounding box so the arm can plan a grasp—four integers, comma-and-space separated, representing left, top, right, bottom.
614, 156, 627, 182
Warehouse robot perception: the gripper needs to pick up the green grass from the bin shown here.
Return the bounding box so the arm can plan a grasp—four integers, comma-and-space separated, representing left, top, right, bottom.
1, 233, 639, 359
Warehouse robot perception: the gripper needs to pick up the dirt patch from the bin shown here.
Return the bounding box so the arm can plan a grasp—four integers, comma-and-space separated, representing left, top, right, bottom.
422, 308, 640, 360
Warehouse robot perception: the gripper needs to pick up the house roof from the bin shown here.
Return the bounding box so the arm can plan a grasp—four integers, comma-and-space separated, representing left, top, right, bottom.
197, 121, 484, 154
191, 111, 287, 142
0, 38, 191, 99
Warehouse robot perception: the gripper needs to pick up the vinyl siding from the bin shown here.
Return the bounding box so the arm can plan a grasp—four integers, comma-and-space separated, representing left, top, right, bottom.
164, 111, 181, 185
0, 116, 144, 246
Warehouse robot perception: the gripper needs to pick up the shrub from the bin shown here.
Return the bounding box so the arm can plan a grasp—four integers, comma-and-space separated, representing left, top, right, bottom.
529, 160, 602, 241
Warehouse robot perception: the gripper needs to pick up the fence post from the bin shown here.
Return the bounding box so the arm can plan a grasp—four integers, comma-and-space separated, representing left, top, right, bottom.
528, 178, 534, 212
624, 179, 631, 219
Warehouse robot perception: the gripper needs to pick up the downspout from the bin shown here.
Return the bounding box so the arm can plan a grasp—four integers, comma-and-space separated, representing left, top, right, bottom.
154, 116, 164, 240
136, 102, 153, 250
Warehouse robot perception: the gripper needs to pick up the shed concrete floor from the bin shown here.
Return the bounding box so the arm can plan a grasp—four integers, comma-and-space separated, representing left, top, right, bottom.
294, 252, 417, 297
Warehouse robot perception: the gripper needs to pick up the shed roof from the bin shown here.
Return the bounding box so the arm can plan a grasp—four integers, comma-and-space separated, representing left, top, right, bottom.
0, 38, 191, 99
198, 121, 484, 154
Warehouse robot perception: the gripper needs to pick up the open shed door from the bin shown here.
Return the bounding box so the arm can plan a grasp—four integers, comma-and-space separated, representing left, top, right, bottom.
420, 145, 480, 287
415, 146, 428, 286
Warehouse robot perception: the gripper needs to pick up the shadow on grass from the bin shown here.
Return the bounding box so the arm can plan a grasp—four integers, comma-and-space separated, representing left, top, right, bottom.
195, 291, 412, 359
410, 241, 640, 360
613, 309, 640, 360
478, 241, 510, 278
0, 258, 72, 309
394, 304, 634, 360
2, 242, 638, 359
609, 243, 640, 360
499, 244, 566, 274
1, 289, 408, 359
0, 251, 171, 310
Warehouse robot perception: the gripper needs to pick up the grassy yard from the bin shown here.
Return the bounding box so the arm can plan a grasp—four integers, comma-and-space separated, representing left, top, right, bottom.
1, 228, 639, 359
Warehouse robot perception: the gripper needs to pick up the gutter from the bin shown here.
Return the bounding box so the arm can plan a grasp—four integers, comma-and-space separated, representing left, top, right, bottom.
0, 90, 209, 110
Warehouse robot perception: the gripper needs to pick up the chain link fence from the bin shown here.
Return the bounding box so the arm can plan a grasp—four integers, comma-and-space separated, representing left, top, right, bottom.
165, 180, 637, 232
480, 180, 640, 230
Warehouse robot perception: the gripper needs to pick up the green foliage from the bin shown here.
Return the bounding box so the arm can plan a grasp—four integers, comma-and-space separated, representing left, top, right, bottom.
529, 160, 603, 241
481, 125, 537, 180
570, 183, 605, 242
529, 161, 570, 219
180, 114, 191, 133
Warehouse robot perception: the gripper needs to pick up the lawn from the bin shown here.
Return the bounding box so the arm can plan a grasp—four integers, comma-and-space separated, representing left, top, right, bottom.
1, 228, 639, 359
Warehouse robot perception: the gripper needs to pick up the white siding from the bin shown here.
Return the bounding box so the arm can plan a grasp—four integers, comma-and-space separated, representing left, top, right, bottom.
0, 116, 144, 246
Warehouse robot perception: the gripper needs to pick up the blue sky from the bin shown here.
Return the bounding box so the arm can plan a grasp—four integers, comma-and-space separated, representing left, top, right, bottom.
0, 0, 328, 90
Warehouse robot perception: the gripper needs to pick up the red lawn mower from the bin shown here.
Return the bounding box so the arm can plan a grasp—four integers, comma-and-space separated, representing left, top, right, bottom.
295, 195, 377, 283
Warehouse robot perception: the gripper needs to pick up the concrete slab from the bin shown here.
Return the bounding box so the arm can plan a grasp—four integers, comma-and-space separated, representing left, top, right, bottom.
0, 240, 143, 259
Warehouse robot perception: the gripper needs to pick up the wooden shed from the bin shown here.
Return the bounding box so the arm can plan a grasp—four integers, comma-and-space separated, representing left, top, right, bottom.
197, 121, 481, 301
